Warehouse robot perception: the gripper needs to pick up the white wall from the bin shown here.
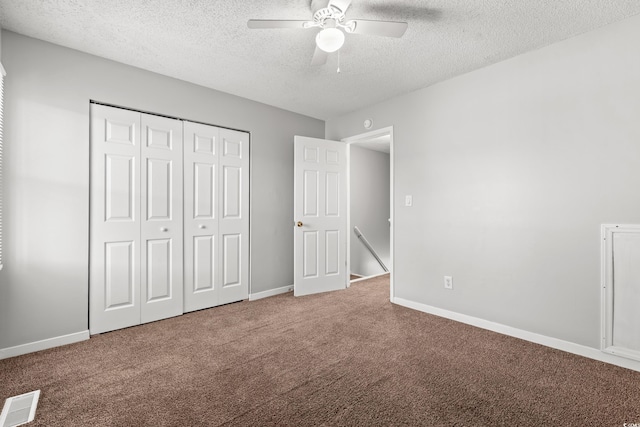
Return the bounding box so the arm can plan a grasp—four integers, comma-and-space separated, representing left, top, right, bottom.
327, 14, 640, 351
0, 31, 324, 351
350, 146, 390, 276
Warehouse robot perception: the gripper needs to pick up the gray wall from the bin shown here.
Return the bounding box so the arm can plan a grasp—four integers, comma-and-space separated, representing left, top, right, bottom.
327, 14, 640, 350
0, 31, 324, 350
350, 146, 390, 277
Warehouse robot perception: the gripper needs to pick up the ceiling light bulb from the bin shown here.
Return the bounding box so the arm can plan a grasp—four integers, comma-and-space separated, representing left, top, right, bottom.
316, 28, 345, 53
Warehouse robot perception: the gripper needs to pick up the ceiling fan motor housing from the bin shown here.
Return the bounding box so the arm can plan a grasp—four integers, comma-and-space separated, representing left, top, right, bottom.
313, 6, 346, 28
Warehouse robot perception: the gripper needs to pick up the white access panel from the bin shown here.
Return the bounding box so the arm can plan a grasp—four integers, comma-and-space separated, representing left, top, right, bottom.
90, 104, 141, 334
293, 136, 347, 297
140, 113, 184, 323
602, 224, 640, 361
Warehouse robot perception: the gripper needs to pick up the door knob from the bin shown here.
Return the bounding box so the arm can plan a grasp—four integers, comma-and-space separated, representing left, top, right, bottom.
160, 227, 168, 232
296, 221, 303, 227
199, 224, 206, 229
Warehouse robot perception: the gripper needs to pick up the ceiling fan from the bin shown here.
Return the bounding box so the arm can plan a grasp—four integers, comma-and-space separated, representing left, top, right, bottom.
247, 0, 408, 66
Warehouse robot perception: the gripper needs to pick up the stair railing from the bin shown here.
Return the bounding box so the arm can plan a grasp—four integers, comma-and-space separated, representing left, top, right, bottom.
353, 226, 388, 272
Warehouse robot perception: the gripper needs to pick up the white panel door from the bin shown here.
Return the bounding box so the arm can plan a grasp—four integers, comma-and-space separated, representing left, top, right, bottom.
294, 136, 347, 296
90, 104, 141, 334
140, 113, 184, 323
612, 232, 640, 352
218, 128, 249, 304
183, 121, 220, 312
184, 124, 249, 311
602, 224, 640, 362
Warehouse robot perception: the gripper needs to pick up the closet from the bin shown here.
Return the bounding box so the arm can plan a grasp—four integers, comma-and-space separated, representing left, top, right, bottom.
89, 104, 249, 334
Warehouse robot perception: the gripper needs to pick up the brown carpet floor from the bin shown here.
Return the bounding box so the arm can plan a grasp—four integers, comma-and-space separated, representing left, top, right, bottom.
1, 274, 640, 426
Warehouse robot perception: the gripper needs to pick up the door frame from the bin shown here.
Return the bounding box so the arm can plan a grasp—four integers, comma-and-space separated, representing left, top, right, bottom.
341, 126, 394, 301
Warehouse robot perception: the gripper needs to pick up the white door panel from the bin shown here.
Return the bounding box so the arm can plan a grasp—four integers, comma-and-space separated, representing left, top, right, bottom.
325, 230, 340, 275
223, 166, 241, 218
184, 124, 248, 311
193, 235, 215, 292
91, 106, 185, 333
140, 113, 183, 323
612, 232, 640, 352
146, 238, 172, 301
602, 225, 640, 362
218, 128, 249, 303
294, 136, 346, 296
104, 241, 135, 308
303, 231, 319, 278
105, 155, 135, 221
184, 121, 220, 312
303, 170, 319, 216
194, 163, 215, 218
90, 104, 141, 334
223, 234, 241, 287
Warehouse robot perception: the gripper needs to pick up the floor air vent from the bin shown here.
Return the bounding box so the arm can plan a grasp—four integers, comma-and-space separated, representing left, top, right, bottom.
0, 390, 40, 427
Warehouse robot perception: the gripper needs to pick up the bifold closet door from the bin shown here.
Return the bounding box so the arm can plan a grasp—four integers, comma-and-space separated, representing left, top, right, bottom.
183, 124, 249, 312
92, 105, 248, 332
140, 113, 184, 324
90, 105, 183, 334
183, 122, 220, 312
218, 128, 249, 304
90, 105, 142, 334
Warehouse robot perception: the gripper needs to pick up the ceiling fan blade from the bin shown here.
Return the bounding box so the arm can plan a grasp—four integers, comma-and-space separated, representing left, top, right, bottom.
311, 45, 329, 66
346, 20, 408, 38
328, 0, 352, 14
247, 20, 312, 29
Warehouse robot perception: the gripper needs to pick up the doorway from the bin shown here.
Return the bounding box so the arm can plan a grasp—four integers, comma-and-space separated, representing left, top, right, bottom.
343, 127, 394, 300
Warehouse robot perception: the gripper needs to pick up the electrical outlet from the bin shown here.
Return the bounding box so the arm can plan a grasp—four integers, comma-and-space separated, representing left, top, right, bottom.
444, 276, 453, 290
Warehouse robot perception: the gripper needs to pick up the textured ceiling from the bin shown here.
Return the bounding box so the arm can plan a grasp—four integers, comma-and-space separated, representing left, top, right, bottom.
1, 1, 640, 120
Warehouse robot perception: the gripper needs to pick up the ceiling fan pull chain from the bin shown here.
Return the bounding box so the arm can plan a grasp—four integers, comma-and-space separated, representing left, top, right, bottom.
337, 50, 341, 74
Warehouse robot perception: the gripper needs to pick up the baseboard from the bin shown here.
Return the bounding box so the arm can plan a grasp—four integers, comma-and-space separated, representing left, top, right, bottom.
350, 272, 390, 283
249, 284, 293, 301
0, 330, 90, 360
393, 297, 640, 373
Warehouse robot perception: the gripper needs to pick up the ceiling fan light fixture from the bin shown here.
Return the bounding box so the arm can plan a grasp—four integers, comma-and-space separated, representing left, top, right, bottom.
315, 28, 345, 53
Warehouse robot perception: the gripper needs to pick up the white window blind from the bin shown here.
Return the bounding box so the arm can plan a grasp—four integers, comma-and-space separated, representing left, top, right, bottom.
0, 62, 5, 270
